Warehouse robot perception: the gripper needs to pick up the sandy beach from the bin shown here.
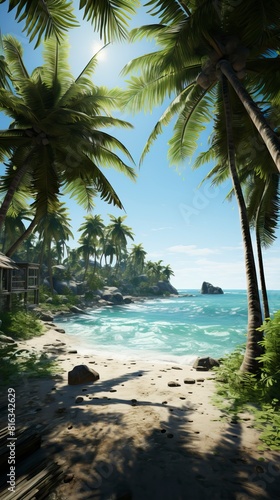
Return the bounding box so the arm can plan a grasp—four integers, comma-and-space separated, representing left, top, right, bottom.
2, 322, 280, 500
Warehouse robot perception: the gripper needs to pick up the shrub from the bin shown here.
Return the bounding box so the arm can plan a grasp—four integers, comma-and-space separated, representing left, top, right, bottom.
213, 312, 280, 450
0, 311, 43, 340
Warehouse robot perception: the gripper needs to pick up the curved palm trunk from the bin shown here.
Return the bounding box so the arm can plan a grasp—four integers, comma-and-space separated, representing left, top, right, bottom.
47, 240, 54, 293
256, 229, 270, 319
219, 59, 280, 173
255, 202, 270, 319
84, 253, 90, 280
6, 217, 37, 257
222, 75, 263, 374
0, 163, 28, 231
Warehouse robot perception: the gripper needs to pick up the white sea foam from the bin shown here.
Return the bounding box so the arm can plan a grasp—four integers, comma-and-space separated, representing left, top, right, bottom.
55, 290, 280, 360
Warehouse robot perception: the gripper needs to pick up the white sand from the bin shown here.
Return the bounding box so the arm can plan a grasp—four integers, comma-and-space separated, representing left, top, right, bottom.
9, 323, 280, 499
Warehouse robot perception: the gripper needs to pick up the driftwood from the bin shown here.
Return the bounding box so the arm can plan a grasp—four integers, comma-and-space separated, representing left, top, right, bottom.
0, 427, 41, 470
0, 427, 63, 499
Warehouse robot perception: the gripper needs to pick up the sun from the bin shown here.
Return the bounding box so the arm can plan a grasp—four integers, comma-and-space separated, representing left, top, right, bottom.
91, 41, 107, 61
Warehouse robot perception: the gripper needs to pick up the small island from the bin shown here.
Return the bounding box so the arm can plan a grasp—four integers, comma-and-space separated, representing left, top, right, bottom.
200, 281, 224, 294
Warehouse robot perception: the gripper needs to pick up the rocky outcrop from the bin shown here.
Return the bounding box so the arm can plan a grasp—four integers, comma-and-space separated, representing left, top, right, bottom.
201, 281, 223, 294
53, 278, 85, 295
68, 365, 100, 385
101, 287, 124, 304
193, 356, 220, 371
0, 334, 16, 344
157, 280, 178, 295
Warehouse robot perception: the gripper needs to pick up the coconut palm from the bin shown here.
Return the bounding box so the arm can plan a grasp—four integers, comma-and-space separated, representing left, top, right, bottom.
77, 236, 96, 280
78, 214, 105, 277
162, 264, 174, 281
123, 1, 280, 169
36, 202, 74, 291
0, 0, 139, 47
128, 243, 147, 276
106, 215, 134, 266
145, 260, 164, 282
245, 174, 280, 319
0, 35, 136, 232
120, 0, 280, 373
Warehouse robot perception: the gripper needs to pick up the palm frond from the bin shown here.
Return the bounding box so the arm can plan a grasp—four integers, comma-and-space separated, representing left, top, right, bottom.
41, 36, 72, 94
139, 83, 195, 163
0, 0, 79, 48
3, 35, 29, 79
168, 84, 214, 164
144, 0, 188, 24
79, 0, 139, 43
63, 179, 97, 212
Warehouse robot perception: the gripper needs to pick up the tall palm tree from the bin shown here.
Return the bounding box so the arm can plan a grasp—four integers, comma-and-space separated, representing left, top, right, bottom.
128, 243, 147, 275
106, 215, 134, 266
246, 173, 280, 319
162, 264, 174, 281
36, 202, 73, 291
0, 35, 136, 232
146, 260, 165, 282
78, 214, 105, 277
0, 0, 140, 47
120, 0, 280, 373
77, 236, 96, 280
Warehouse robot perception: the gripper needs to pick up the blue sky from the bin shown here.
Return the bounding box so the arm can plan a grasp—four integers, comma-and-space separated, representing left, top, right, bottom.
1, 1, 280, 290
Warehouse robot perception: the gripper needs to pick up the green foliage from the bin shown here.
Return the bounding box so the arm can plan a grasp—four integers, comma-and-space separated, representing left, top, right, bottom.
257, 310, 280, 399
0, 343, 58, 385
0, 311, 43, 340
213, 313, 280, 450
86, 271, 104, 292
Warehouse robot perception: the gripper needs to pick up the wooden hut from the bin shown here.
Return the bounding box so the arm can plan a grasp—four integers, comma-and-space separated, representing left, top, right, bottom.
0, 253, 40, 310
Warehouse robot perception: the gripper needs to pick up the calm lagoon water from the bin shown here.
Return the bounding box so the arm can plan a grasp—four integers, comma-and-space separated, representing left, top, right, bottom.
55, 289, 280, 364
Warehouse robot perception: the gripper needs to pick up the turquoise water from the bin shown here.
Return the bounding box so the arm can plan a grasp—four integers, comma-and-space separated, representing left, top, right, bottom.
55, 290, 280, 363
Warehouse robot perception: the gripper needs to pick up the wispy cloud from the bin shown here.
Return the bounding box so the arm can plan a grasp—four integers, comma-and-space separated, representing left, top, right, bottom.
167, 245, 220, 256
151, 226, 173, 232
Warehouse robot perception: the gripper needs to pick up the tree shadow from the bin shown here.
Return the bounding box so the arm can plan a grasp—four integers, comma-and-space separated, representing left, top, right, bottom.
2, 362, 280, 500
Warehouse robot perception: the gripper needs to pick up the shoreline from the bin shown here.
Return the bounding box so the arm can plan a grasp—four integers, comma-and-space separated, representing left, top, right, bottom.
3, 321, 280, 499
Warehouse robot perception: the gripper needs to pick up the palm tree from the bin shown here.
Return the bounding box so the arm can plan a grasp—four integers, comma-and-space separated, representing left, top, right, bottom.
246, 173, 280, 319
120, 0, 280, 373
106, 215, 134, 266
128, 243, 147, 276
0, 0, 140, 47
77, 236, 96, 280
78, 214, 105, 276
146, 260, 164, 282
0, 194, 32, 253
162, 264, 174, 281
0, 35, 136, 232
36, 202, 73, 291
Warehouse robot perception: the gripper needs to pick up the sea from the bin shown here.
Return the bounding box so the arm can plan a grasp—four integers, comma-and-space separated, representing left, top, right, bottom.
55, 289, 280, 364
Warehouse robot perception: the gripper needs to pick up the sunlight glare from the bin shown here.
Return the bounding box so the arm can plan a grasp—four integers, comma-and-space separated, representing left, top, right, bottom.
92, 40, 107, 61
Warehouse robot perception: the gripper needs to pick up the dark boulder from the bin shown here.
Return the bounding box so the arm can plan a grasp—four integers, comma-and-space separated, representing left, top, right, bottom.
201, 281, 223, 294
193, 356, 220, 371
157, 280, 178, 295
101, 287, 124, 305
68, 365, 100, 385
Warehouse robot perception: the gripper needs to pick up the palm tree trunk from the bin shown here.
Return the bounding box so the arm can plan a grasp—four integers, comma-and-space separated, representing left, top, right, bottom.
222, 75, 263, 374
0, 163, 28, 231
218, 59, 280, 173
256, 228, 270, 319
6, 217, 37, 257
47, 240, 54, 293
255, 202, 270, 319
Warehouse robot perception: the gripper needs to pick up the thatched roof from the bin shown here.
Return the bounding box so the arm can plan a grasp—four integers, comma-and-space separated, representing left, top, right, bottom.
0, 253, 19, 270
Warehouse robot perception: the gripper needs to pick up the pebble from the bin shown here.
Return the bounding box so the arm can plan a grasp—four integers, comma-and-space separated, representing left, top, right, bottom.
75, 396, 84, 404
168, 381, 181, 387
184, 378, 196, 384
